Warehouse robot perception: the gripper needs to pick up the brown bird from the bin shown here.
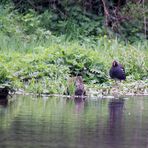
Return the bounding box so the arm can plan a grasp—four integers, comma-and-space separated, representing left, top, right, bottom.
74, 76, 86, 97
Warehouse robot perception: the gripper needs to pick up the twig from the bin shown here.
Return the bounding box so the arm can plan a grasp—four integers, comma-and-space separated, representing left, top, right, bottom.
143, 0, 147, 39
101, 0, 110, 26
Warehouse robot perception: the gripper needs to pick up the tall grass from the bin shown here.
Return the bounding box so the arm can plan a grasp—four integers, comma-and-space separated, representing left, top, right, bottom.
0, 4, 147, 94
0, 35, 147, 93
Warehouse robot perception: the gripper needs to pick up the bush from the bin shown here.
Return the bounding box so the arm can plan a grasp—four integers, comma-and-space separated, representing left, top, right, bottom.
0, 3, 147, 94
119, 2, 147, 42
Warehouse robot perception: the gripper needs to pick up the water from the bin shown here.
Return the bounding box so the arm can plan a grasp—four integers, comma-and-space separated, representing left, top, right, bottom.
0, 95, 148, 148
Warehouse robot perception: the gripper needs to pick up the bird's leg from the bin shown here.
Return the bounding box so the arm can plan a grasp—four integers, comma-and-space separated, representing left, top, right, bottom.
110, 80, 120, 98
114, 79, 120, 90
119, 80, 123, 89
114, 79, 118, 88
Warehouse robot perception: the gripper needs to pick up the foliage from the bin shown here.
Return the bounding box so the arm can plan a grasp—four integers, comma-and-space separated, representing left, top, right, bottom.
1, 2, 147, 42
0, 36, 147, 94
120, 2, 148, 42
0, 4, 147, 94
7, 0, 147, 42
0, 64, 11, 84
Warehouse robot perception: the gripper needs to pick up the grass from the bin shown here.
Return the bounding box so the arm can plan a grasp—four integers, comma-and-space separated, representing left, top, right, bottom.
0, 4, 147, 95
0, 35, 147, 94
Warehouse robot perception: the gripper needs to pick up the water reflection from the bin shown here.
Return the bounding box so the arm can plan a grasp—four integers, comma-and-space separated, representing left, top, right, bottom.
108, 99, 124, 128
0, 99, 8, 107
0, 96, 148, 148
74, 97, 85, 113
106, 99, 125, 147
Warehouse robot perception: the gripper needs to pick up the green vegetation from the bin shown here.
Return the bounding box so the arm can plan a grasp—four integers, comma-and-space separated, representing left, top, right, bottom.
0, 2, 147, 95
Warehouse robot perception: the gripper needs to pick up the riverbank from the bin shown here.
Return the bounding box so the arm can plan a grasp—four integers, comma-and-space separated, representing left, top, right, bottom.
0, 37, 148, 95
0, 39, 147, 95
11, 80, 148, 99
0, 4, 147, 95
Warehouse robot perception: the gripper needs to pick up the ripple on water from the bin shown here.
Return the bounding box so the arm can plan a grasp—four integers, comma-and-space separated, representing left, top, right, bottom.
0, 96, 148, 148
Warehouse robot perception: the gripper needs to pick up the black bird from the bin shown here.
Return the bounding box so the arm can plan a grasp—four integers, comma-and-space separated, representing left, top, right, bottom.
109, 60, 126, 82
0, 86, 9, 99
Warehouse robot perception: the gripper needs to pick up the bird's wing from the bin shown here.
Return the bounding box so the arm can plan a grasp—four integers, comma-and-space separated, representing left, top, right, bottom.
119, 64, 125, 73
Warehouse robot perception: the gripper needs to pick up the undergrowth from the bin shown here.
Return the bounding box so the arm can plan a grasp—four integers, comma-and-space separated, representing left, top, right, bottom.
0, 38, 147, 94
0, 4, 147, 94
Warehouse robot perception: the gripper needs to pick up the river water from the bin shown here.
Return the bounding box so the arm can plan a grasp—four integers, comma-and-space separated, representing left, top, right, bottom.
0, 95, 148, 148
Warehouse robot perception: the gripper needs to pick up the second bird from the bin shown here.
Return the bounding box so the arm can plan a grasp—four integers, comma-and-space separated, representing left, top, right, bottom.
109, 60, 126, 82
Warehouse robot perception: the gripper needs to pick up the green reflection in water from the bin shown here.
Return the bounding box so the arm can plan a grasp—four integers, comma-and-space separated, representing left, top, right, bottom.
0, 95, 148, 148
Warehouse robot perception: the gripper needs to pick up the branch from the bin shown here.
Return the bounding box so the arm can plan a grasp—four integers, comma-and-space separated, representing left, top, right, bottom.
101, 0, 109, 16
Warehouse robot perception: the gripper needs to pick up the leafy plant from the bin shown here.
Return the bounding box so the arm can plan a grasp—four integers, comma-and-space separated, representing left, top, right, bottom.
0, 3, 147, 94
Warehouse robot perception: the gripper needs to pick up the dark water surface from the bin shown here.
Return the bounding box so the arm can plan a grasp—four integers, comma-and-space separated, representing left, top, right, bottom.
0, 95, 148, 148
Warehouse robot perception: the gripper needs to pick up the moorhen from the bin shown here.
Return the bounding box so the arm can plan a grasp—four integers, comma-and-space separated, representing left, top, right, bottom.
109, 60, 126, 81
0, 86, 9, 99
74, 76, 86, 97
